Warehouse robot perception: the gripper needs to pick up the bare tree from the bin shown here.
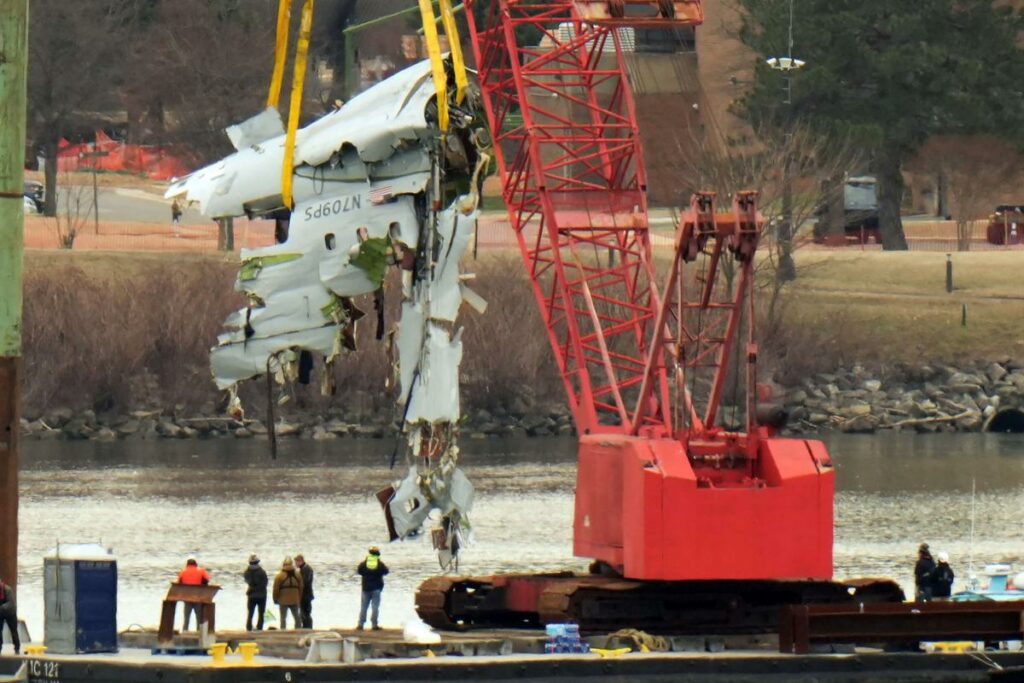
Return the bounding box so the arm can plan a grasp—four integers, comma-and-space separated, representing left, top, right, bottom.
666, 117, 860, 397
916, 136, 1021, 252
125, 0, 365, 162
673, 116, 859, 286
123, 0, 279, 163
28, 0, 135, 216
46, 174, 95, 249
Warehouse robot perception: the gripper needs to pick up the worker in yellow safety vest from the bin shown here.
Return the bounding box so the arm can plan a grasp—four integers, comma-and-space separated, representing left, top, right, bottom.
356, 546, 389, 630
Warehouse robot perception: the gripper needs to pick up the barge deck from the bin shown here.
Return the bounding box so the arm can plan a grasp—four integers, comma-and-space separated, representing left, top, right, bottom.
0, 627, 1021, 683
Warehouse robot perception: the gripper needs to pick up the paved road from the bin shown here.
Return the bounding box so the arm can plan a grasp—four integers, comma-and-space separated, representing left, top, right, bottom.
46, 185, 208, 225
43, 184, 686, 228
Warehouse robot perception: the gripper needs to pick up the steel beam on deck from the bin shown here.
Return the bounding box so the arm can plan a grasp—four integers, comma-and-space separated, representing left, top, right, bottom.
780, 601, 1024, 654
0, 0, 27, 591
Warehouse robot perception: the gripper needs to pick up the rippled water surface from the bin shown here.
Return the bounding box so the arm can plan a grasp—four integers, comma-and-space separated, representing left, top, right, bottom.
15, 433, 1024, 636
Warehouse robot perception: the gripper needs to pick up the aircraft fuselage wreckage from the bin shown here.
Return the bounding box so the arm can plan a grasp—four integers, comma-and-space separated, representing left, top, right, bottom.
167, 54, 490, 568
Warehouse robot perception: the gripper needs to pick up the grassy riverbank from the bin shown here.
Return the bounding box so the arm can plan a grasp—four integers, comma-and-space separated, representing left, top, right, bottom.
775, 250, 1024, 372
21, 248, 1023, 418
22, 250, 561, 418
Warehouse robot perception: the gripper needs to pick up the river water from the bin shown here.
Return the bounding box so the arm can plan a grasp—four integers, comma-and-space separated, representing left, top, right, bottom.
14, 433, 1024, 637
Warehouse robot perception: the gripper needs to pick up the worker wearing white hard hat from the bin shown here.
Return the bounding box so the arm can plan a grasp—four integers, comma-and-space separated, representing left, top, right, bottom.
932, 551, 955, 600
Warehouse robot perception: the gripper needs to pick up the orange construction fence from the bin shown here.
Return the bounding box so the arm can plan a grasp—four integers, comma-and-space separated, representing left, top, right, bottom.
56, 131, 192, 181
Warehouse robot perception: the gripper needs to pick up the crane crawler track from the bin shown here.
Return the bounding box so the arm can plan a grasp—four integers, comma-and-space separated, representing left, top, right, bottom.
416, 574, 905, 634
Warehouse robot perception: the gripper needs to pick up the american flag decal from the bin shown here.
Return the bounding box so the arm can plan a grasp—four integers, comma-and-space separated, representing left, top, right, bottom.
369, 186, 394, 205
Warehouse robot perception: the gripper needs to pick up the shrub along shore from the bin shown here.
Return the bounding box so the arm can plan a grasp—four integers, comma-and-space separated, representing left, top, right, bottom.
19, 250, 1024, 441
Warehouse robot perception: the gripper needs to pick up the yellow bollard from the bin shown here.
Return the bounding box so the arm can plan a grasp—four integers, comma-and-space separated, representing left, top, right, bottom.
24, 645, 47, 656
207, 643, 228, 665
931, 641, 977, 653
237, 641, 260, 665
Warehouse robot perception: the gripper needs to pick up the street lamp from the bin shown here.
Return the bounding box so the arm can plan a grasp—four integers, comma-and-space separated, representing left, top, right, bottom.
766, 56, 805, 105
765, 56, 805, 71
765, 0, 805, 104
765, 0, 805, 281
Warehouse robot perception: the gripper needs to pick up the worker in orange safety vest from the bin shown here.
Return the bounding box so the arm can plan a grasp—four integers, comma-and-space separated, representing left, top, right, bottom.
177, 555, 211, 631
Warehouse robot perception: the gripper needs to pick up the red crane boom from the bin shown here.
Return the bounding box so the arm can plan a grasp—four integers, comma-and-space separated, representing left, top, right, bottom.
467, 0, 673, 436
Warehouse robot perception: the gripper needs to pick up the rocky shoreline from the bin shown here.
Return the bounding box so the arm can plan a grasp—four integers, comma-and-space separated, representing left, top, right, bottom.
778, 358, 1024, 434
19, 359, 1024, 442
19, 404, 578, 442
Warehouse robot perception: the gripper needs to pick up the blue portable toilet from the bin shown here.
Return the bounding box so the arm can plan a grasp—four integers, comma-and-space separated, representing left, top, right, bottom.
44, 544, 118, 654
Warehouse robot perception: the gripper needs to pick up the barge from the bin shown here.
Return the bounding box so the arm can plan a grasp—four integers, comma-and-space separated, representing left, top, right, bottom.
1, 626, 1023, 683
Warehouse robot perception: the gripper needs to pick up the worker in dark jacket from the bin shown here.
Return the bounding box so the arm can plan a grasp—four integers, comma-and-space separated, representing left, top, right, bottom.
931, 551, 955, 599
243, 554, 268, 631
356, 546, 389, 630
914, 543, 936, 602
295, 554, 314, 629
0, 578, 19, 655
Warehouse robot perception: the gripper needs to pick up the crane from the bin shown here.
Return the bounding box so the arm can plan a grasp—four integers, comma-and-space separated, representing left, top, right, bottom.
415, 0, 901, 631
458, 0, 832, 580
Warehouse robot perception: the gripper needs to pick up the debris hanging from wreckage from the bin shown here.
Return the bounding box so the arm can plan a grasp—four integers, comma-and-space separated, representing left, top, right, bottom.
165, 58, 491, 565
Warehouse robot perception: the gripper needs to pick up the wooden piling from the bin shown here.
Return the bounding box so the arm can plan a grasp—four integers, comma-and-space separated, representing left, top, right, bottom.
0, 0, 27, 590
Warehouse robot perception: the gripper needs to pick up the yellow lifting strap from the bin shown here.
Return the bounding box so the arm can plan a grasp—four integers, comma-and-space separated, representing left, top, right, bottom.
418, 0, 450, 131
281, 0, 315, 209
438, 0, 468, 105
267, 0, 292, 109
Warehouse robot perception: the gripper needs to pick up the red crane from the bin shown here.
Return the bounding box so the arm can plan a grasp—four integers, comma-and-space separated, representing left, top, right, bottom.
418, 0, 898, 631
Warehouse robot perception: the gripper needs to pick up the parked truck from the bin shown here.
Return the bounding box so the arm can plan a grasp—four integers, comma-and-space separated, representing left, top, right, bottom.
814, 175, 880, 244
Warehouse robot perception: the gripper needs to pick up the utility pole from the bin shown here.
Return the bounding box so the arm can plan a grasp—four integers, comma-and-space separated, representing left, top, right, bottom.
80, 150, 109, 235
766, 0, 804, 282
0, 0, 27, 591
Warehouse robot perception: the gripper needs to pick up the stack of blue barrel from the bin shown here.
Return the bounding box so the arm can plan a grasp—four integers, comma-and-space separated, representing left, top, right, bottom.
544, 623, 590, 654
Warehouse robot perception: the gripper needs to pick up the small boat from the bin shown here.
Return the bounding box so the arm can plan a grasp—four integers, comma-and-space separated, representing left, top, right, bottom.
948, 564, 1024, 656
952, 564, 1024, 602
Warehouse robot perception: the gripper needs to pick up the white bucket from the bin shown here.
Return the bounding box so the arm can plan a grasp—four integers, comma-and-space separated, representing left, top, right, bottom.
305, 633, 344, 662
